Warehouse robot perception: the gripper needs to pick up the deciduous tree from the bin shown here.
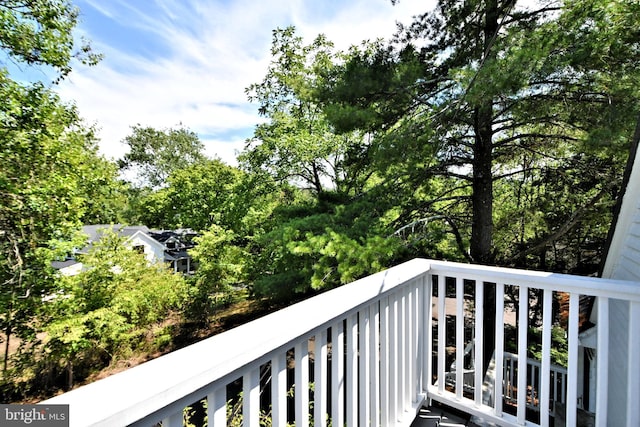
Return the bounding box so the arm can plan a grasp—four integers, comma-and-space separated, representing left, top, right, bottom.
119, 125, 206, 188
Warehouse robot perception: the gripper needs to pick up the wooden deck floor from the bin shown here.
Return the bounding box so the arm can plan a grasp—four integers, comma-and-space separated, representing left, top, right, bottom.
411, 403, 485, 427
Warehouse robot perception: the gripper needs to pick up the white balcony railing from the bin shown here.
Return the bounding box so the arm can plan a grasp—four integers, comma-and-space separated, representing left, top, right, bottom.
44, 259, 640, 427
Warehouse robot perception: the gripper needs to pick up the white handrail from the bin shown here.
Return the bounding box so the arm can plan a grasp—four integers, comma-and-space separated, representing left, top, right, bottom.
44, 259, 431, 426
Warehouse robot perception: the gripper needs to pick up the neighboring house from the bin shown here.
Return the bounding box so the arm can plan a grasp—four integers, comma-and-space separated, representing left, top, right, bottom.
53, 224, 198, 276
149, 228, 199, 274
50, 258, 84, 277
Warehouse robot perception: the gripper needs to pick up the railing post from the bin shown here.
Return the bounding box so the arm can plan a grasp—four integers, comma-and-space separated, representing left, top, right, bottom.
295, 340, 310, 427
627, 301, 640, 426
437, 276, 446, 395
516, 285, 528, 424
390, 291, 400, 423
359, 307, 371, 426
495, 283, 505, 416
412, 279, 421, 403
399, 287, 408, 408
162, 411, 182, 427
271, 353, 287, 427
380, 297, 390, 426
243, 367, 260, 427
347, 314, 358, 426
314, 329, 328, 427
566, 293, 580, 427
595, 297, 609, 427
370, 303, 381, 426
474, 280, 484, 407
424, 274, 433, 399
455, 276, 464, 400
540, 289, 553, 427
331, 321, 345, 427
403, 285, 412, 407
208, 387, 226, 427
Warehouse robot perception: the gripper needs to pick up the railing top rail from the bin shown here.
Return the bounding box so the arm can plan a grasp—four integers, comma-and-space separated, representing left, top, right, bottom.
43, 258, 431, 426
427, 260, 640, 302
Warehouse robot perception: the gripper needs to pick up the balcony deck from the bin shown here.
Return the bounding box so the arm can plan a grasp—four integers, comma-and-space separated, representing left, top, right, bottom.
44, 259, 640, 426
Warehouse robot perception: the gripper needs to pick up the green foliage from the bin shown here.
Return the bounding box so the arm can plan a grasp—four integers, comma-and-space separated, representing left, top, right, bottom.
188, 224, 247, 320
319, 0, 639, 268
127, 159, 275, 235
0, 0, 100, 79
0, 74, 125, 383
241, 26, 376, 198
37, 231, 191, 389
527, 326, 569, 368
118, 125, 206, 188
162, 160, 244, 231
249, 192, 403, 301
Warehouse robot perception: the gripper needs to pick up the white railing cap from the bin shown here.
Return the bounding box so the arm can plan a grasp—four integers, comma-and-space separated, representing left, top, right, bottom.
427, 259, 640, 302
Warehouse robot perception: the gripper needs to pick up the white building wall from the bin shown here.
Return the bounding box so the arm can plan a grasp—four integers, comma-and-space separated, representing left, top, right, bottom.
127, 232, 165, 265
602, 142, 640, 281
600, 142, 640, 426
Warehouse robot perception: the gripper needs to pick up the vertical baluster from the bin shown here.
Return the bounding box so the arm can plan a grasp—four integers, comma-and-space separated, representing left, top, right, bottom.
244, 368, 260, 427
295, 340, 310, 427
551, 371, 557, 408
272, 353, 287, 427
561, 370, 566, 405
315, 329, 328, 427
359, 308, 370, 427
407, 280, 418, 403
162, 411, 182, 427
455, 276, 464, 400
380, 297, 390, 427
425, 275, 433, 394
627, 301, 640, 426
495, 283, 505, 416
412, 281, 421, 402
540, 289, 552, 427
517, 286, 528, 424
346, 314, 358, 426
475, 280, 484, 407
404, 285, 412, 406
566, 293, 579, 427
208, 387, 226, 427
370, 302, 381, 427
437, 276, 446, 394
530, 364, 537, 409
595, 297, 609, 427
331, 321, 345, 427
398, 286, 410, 411
390, 293, 399, 423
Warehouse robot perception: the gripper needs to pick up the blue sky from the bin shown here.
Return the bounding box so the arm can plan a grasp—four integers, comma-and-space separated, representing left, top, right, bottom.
53, 0, 431, 164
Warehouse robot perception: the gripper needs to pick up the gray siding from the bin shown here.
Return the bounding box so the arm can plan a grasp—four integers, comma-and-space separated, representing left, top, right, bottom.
600, 143, 640, 426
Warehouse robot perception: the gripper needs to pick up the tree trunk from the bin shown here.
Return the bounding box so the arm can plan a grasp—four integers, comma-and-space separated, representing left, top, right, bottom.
472, 0, 499, 376
3, 295, 13, 375
3, 323, 11, 374
66, 361, 73, 390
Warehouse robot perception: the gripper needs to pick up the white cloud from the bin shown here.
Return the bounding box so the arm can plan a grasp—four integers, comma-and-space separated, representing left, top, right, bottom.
58, 0, 433, 166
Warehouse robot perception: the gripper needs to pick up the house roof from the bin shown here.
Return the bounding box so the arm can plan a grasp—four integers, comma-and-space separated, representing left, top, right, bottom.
51, 259, 80, 269
78, 225, 154, 254
82, 224, 150, 241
